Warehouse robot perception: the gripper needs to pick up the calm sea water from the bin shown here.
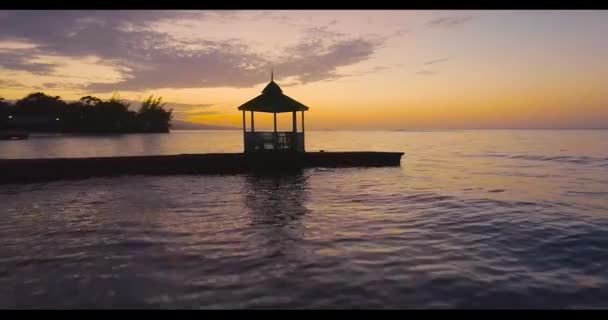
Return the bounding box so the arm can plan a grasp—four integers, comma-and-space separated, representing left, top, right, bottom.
1, 130, 608, 308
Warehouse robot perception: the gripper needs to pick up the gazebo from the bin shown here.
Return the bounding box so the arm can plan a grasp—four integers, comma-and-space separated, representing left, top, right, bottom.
238, 72, 309, 153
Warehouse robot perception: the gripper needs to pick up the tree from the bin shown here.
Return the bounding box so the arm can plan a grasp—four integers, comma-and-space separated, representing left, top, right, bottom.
3, 92, 173, 133
0, 96, 10, 112
14, 92, 67, 116
137, 95, 173, 133
11, 93, 67, 131
79, 95, 102, 106
0, 97, 12, 129
87, 95, 133, 133
62, 99, 89, 132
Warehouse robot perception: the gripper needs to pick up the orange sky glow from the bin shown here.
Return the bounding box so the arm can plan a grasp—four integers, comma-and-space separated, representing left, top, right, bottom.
1, 10, 607, 129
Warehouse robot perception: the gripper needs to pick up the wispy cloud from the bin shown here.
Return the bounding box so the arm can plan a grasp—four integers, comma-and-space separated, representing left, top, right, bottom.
122, 100, 215, 113
427, 16, 472, 28
423, 58, 449, 65
174, 110, 222, 118
343, 65, 397, 78
40, 83, 86, 90
117, 99, 218, 119
0, 79, 27, 88
0, 52, 55, 75
415, 70, 437, 75
170, 105, 220, 117
275, 37, 383, 84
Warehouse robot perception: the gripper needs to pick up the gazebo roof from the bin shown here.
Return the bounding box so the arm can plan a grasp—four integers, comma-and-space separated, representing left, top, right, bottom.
237, 74, 309, 113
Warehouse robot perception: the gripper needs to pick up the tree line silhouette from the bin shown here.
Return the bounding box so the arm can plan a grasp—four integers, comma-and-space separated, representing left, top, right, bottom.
0, 92, 173, 133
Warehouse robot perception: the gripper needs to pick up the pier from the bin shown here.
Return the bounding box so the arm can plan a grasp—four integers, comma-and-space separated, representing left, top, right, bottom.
0, 72, 404, 184
0, 152, 404, 184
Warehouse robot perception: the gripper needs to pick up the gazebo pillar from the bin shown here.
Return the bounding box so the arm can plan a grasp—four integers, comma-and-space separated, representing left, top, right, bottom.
273, 112, 278, 150
292, 111, 297, 151
250, 111, 255, 132
301, 110, 305, 151
242, 110, 246, 132
242, 110, 246, 151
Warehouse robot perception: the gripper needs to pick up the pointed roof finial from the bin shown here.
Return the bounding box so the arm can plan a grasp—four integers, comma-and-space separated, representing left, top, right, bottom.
271, 69, 274, 82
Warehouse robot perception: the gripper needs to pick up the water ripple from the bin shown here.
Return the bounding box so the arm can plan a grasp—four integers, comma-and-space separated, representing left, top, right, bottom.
2, 131, 608, 308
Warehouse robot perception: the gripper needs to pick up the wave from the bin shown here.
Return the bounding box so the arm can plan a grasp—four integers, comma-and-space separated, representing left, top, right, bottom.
465, 153, 608, 166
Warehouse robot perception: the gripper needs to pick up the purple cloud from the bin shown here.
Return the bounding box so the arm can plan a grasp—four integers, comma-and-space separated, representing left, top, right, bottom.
0, 10, 387, 92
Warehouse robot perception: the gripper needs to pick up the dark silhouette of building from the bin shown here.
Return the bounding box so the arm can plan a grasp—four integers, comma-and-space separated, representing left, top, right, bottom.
237, 71, 308, 153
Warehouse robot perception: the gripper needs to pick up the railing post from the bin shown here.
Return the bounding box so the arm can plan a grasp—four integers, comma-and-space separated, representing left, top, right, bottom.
301, 111, 305, 152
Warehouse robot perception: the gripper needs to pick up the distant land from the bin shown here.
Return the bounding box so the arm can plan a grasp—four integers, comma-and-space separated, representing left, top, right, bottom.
171, 120, 237, 130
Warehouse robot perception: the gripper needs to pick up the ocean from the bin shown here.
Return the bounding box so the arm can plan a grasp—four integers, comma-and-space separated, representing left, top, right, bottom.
1, 130, 607, 308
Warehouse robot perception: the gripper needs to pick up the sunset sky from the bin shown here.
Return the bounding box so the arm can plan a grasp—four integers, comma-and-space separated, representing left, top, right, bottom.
1, 10, 607, 129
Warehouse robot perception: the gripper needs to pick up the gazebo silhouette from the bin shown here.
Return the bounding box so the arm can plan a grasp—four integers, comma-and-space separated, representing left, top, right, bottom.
238, 71, 309, 153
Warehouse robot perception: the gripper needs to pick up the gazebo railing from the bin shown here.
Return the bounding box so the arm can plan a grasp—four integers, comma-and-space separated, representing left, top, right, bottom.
244, 131, 304, 152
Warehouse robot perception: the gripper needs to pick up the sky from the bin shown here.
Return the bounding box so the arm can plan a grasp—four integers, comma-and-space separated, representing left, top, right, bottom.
0, 10, 607, 130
